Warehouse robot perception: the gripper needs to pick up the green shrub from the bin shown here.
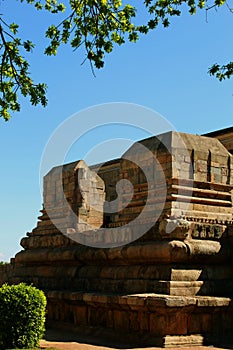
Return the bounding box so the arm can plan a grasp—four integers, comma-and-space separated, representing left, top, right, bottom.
0, 283, 47, 349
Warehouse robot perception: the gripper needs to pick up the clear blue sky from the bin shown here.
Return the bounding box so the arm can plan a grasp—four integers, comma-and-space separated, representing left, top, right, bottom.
0, 1, 232, 261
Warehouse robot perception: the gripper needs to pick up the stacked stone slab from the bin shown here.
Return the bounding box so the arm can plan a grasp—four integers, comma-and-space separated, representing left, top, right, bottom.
116, 132, 232, 225
43, 160, 105, 233
1, 131, 233, 347
204, 126, 233, 154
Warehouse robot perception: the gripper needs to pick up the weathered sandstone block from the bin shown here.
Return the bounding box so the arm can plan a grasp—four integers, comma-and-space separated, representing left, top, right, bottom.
1, 129, 233, 347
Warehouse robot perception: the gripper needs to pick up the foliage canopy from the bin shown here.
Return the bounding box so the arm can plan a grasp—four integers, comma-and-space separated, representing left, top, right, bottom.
0, 283, 46, 349
0, 0, 230, 120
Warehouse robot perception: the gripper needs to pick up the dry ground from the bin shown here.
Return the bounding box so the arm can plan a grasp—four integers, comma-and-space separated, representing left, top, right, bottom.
40, 328, 232, 350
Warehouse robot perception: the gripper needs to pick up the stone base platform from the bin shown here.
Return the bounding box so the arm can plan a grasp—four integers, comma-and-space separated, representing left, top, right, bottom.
46, 292, 233, 348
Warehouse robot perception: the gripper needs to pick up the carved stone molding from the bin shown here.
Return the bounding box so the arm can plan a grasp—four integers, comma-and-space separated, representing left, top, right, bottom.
191, 223, 226, 240
159, 218, 191, 240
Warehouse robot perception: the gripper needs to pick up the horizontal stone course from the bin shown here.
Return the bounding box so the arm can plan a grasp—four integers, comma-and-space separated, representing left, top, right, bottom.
46, 291, 233, 347
1, 130, 233, 347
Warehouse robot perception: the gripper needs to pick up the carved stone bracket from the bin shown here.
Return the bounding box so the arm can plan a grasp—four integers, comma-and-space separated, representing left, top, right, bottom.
191, 223, 226, 240
159, 218, 191, 240
159, 218, 227, 241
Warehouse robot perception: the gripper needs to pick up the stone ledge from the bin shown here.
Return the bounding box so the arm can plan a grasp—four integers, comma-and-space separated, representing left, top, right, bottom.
47, 291, 232, 309
164, 335, 204, 347
46, 292, 233, 348
15, 239, 223, 264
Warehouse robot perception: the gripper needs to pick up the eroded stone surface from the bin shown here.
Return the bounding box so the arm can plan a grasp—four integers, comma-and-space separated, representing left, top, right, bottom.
1, 129, 233, 347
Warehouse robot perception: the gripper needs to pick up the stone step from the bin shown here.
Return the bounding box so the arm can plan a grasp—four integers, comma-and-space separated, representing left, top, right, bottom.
45, 291, 233, 348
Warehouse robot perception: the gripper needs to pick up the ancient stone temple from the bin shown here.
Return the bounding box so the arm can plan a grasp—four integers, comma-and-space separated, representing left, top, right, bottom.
1, 128, 233, 347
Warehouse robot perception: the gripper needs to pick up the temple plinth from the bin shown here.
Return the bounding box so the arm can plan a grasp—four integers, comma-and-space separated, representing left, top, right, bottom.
1, 130, 233, 347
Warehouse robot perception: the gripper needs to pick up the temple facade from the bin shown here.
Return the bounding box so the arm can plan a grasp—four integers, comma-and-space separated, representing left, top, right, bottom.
1, 127, 233, 347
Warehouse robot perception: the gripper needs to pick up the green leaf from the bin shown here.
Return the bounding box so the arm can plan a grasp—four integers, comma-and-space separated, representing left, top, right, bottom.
129, 31, 139, 42
163, 18, 170, 27
23, 40, 35, 52
198, 0, 205, 8
215, 0, 225, 6
104, 41, 113, 53
35, 1, 43, 10
209, 64, 220, 75
57, 3, 66, 12
9, 23, 19, 35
